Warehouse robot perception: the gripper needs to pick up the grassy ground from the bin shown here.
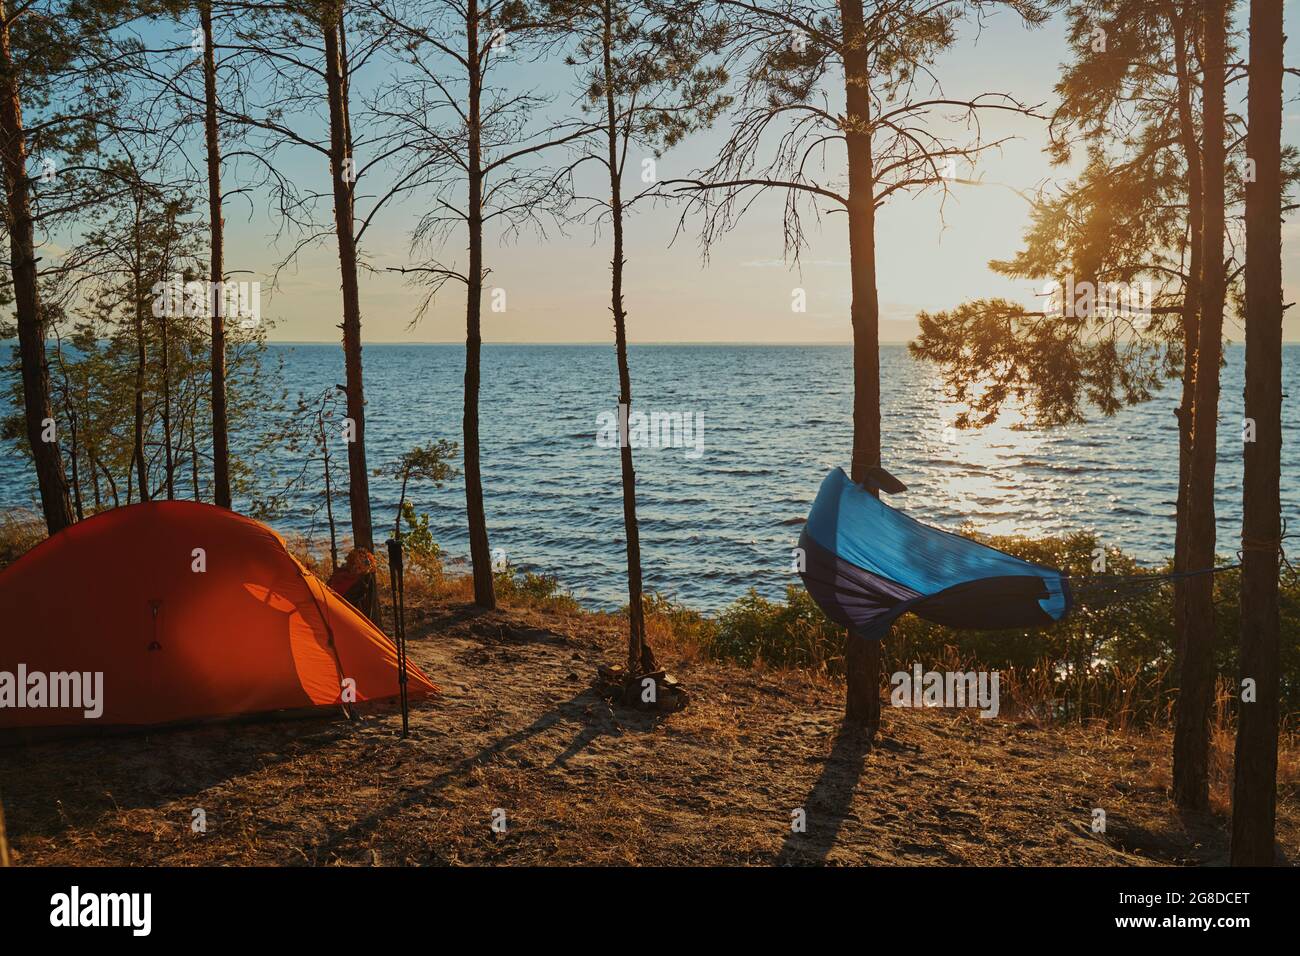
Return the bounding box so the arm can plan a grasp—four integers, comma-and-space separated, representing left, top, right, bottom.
3, 589, 1294, 866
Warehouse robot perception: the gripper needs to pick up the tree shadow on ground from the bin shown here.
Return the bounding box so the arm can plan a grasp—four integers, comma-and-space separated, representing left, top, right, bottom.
407, 601, 569, 646
316, 684, 660, 857
775, 722, 874, 865
0, 714, 343, 839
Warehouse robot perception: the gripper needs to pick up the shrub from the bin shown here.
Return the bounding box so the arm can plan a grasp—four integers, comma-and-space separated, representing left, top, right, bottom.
493, 561, 582, 614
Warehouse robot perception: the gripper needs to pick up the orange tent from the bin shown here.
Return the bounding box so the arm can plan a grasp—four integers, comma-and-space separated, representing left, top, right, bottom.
0, 501, 436, 730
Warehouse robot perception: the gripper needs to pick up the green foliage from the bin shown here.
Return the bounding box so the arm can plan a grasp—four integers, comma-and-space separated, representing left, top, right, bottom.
493, 560, 582, 614
553, 0, 730, 157
397, 500, 440, 566
382, 439, 459, 489
378, 439, 457, 528
911, 2, 1299, 428
910, 135, 1191, 428
708, 586, 842, 670
1, 169, 281, 511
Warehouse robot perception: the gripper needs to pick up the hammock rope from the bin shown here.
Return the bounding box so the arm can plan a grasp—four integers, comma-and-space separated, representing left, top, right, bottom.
1067, 563, 1235, 598
1239, 517, 1298, 584
1070, 520, 1297, 603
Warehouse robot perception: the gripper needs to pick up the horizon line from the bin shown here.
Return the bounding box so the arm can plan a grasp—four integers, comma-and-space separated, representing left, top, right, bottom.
269, 338, 917, 346
261, 337, 1272, 346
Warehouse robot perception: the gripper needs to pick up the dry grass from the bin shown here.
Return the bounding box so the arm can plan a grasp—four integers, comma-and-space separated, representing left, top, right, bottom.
2, 586, 1295, 867
0, 512, 44, 570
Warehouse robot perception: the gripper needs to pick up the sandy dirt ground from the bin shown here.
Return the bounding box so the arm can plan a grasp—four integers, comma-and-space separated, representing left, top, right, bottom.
2, 599, 1294, 866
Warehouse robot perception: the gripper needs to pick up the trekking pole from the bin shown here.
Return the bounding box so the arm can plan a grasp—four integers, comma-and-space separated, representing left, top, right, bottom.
395, 539, 409, 737
0, 789, 11, 867
385, 538, 409, 738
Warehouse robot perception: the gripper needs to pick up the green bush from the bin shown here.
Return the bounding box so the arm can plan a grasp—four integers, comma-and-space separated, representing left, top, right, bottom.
493, 561, 582, 614
398, 501, 441, 566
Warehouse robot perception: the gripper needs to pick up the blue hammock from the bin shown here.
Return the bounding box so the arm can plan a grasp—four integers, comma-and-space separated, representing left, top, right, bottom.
798, 468, 1072, 641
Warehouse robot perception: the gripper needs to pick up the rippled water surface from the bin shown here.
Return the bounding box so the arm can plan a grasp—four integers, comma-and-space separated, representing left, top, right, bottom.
3, 343, 1296, 610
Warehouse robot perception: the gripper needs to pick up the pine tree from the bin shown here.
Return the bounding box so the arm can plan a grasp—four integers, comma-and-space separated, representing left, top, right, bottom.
1231, 0, 1283, 865
552, 0, 726, 675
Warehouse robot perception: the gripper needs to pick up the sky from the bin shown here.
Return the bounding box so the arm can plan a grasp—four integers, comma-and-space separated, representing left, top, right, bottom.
207, 2, 1300, 344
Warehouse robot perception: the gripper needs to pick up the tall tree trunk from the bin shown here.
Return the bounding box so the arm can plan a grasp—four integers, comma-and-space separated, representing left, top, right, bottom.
101, 457, 118, 507
1231, 0, 1283, 866
158, 262, 175, 500
68, 409, 83, 520
90, 438, 102, 511
323, 5, 374, 557
463, 0, 495, 609
202, 0, 232, 509
603, 0, 653, 675
1171, 2, 1202, 671
840, 0, 882, 731
56, 354, 84, 520
0, 2, 72, 534
1174, 0, 1227, 812
190, 427, 200, 501
131, 215, 149, 503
